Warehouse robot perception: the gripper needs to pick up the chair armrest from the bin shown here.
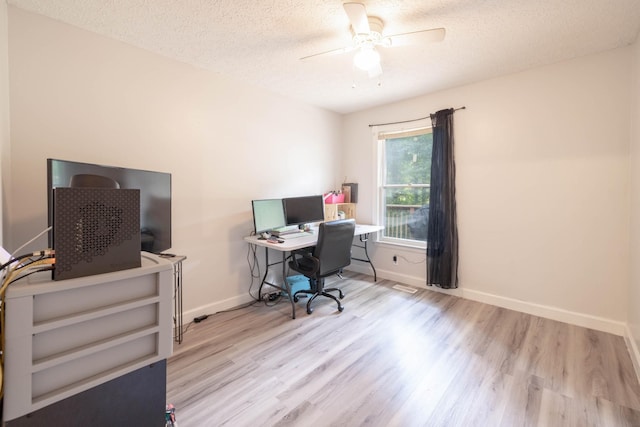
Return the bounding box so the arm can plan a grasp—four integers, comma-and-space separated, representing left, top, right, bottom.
290, 250, 320, 275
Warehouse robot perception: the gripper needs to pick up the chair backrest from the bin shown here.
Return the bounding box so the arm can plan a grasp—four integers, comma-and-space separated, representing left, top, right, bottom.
313, 219, 356, 277
70, 174, 120, 189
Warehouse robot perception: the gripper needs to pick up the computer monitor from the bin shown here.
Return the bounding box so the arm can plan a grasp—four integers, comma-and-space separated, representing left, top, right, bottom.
283, 195, 325, 227
47, 158, 172, 253
252, 199, 286, 234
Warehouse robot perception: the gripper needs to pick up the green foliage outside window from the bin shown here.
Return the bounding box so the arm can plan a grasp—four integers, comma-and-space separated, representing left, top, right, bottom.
384, 132, 432, 206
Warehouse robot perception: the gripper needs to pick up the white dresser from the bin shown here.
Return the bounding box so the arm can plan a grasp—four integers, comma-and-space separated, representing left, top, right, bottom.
3, 253, 173, 424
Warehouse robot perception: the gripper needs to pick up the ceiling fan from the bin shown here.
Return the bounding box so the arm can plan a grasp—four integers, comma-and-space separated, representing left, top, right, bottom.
301, 2, 446, 78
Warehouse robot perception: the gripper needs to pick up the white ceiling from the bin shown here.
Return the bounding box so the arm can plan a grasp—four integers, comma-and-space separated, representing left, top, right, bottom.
7, 0, 640, 114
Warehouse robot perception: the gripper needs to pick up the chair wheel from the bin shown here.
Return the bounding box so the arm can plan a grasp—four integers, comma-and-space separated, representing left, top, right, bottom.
293, 296, 299, 302
307, 307, 313, 314
338, 305, 344, 312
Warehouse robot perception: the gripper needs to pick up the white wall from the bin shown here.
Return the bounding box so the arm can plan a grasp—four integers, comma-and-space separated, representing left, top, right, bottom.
344, 47, 634, 334
629, 37, 640, 362
0, 1, 8, 247
6, 6, 638, 336
6, 7, 342, 317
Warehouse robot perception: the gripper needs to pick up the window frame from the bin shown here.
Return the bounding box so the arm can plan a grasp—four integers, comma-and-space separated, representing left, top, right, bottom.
374, 122, 433, 249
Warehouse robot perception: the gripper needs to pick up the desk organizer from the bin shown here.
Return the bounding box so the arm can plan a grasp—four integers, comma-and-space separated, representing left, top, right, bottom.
324, 193, 345, 204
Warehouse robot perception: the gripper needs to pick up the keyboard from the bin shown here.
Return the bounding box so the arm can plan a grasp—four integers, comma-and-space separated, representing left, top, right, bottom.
280, 231, 310, 240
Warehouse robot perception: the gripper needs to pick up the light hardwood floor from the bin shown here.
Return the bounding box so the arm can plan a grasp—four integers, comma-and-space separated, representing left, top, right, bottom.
166, 273, 640, 426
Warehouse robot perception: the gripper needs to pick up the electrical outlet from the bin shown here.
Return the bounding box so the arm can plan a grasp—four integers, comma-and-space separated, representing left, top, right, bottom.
393, 255, 398, 265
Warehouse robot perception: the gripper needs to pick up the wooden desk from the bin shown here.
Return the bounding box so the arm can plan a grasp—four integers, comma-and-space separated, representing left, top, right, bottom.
244, 224, 383, 319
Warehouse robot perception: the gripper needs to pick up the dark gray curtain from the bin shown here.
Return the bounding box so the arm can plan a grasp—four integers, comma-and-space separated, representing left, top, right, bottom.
427, 108, 458, 288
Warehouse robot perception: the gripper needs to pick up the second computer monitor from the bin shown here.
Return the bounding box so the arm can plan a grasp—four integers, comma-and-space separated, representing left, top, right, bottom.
283, 195, 325, 227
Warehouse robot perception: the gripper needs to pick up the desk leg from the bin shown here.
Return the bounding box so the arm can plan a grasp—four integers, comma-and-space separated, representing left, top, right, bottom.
351, 233, 377, 282
258, 246, 296, 319
174, 260, 183, 344
258, 247, 270, 300
282, 252, 296, 319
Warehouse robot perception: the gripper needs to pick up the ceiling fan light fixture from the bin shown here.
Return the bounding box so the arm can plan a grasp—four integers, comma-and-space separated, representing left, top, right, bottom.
300, 2, 446, 84
353, 46, 380, 71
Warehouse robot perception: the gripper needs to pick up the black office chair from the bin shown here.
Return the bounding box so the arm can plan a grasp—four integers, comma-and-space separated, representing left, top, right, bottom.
288, 219, 356, 314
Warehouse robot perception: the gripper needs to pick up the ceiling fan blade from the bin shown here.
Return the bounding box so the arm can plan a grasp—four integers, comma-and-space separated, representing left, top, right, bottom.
386, 27, 446, 47
299, 46, 352, 61
343, 2, 370, 35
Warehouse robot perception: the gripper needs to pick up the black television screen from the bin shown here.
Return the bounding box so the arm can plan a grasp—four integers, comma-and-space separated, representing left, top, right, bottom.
251, 199, 286, 234
283, 195, 325, 226
47, 158, 172, 253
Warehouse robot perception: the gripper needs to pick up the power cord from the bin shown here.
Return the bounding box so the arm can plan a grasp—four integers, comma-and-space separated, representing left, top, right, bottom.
246, 230, 262, 302
188, 296, 278, 326
0, 249, 56, 399
395, 254, 426, 264
246, 232, 288, 304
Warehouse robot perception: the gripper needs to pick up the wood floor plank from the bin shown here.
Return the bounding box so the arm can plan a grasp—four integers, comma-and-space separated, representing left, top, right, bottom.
167, 273, 640, 426
498, 374, 544, 427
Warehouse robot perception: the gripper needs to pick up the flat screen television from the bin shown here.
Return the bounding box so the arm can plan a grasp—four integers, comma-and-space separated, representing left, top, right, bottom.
283, 195, 325, 227
251, 199, 286, 234
47, 158, 172, 253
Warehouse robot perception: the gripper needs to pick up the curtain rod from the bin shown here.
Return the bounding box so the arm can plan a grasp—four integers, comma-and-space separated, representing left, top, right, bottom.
368, 106, 466, 128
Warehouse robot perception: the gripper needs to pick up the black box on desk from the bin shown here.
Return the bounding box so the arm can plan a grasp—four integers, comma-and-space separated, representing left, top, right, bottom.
342, 183, 358, 203
52, 187, 141, 280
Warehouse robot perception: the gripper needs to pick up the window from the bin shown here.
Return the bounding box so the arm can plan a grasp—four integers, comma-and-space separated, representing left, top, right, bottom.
376, 126, 433, 248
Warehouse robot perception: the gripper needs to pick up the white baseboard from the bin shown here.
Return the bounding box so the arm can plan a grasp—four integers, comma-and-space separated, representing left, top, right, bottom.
346, 265, 463, 297
461, 288, 626, 336
191, 267, 626, 337
361, 266, 640, 385
351, 266, 626, 336
184, 266, 639, 382
624, 324, 640, 384
183, 293, 255, 324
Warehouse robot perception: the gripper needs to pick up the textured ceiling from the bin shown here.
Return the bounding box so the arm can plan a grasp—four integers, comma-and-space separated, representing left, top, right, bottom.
7, 0, 640, 114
